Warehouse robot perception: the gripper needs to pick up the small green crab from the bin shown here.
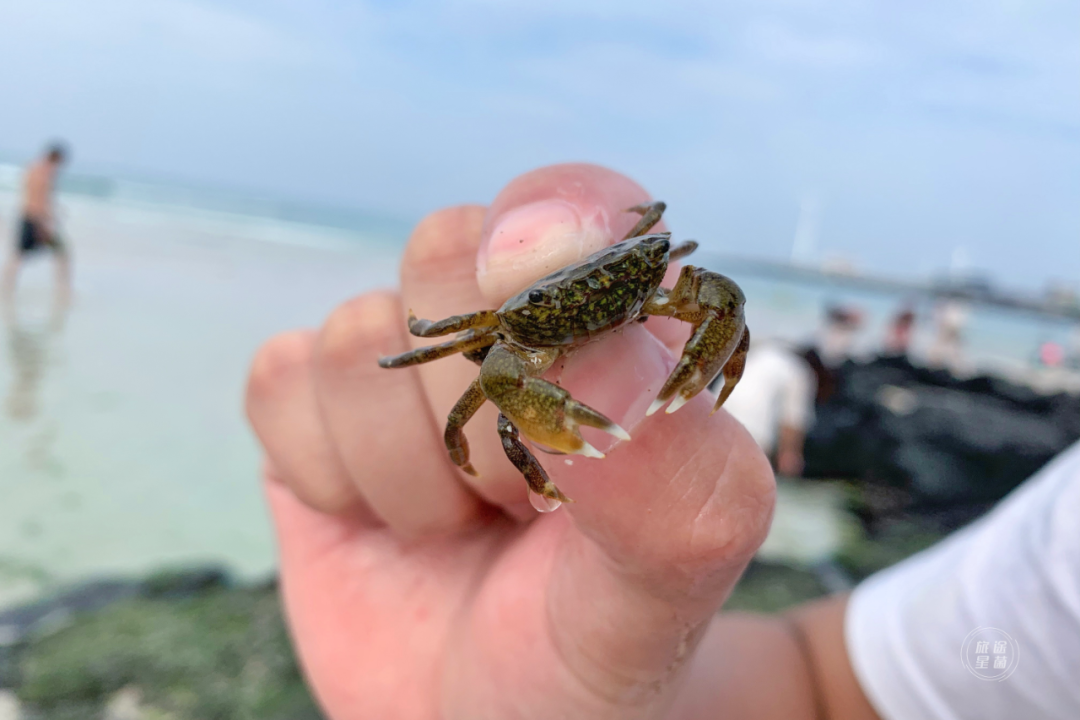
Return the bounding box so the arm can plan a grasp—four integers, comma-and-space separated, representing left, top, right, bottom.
379, 201, 749, 508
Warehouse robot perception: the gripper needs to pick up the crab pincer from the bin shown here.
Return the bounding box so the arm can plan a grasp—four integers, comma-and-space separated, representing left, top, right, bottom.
644, 266, 750, 416
479, 344, 631, 463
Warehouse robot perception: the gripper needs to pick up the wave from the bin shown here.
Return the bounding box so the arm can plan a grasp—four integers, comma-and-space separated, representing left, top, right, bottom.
0, 162, 411, 248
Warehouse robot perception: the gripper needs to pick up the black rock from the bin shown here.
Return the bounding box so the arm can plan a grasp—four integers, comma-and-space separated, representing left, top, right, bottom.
803, 355, 1080, 527
139, 566, 231, 599
0, 580, 141, 648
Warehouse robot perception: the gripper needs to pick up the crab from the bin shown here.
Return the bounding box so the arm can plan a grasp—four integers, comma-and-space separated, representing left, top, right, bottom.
378, 201, 749, 509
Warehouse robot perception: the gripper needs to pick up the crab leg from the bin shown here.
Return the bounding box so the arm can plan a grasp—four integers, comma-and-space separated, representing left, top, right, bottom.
712, 326, 750, 410
444, 378, 487, 476
669, 240, 699, 261
642, 265, 748, 415
497, 413, 571, 504
478, 343, 629, 499
408, 310, 499, 338
377, 329, 496, 369
623, 201, 667, 240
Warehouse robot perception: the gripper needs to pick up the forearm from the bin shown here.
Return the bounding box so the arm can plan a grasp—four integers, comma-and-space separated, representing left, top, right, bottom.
668, 596, 880, 720
667, 611, 816, 720
777, 426, 804, 458
776, 424, 806, 476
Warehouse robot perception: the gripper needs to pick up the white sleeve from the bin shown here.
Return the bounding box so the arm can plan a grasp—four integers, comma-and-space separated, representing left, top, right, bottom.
845, 442, 1080, 720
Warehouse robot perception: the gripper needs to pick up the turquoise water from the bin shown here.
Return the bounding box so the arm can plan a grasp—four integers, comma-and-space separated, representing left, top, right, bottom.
0, 169, 1073, 608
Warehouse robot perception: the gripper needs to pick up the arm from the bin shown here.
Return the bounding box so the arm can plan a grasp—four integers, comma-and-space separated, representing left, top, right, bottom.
775, 352, 815, 477
669, 596, 880, 720
776, 424, 806, 477
690, 442, 1080, 720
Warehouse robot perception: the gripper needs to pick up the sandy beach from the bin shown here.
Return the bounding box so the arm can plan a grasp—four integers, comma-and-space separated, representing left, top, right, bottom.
0, 187, 402, 607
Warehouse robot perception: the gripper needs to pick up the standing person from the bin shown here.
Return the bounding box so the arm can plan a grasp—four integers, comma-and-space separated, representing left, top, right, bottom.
819, 304, 864, 366
927, 296, 968, 373
1, 143, 71, 302
883, 306, 916, 357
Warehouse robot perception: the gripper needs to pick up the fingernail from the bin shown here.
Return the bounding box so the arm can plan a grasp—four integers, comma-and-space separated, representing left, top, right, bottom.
477, 199, 612, 304
552, 324, 676, 454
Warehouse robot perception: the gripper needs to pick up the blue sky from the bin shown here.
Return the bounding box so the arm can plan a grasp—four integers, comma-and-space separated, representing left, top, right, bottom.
2, 0, 1078, 289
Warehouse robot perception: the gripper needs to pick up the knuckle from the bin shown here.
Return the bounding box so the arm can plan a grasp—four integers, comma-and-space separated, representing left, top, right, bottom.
686, 442, 776, 567
318, 291, 403, 373
267, 457, 363, 517
247, 330, 314, 400
289, 474, 363, 516
402, 204, 485, 278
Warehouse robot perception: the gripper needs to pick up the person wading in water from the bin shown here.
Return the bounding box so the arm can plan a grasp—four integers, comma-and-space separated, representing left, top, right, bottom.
2, 142, 72, 303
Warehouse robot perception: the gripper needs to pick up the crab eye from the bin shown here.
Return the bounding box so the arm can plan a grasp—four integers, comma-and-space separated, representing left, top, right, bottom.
528, 290, 544, 304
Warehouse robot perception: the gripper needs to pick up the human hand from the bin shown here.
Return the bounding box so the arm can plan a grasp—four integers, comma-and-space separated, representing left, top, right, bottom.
245, 163, 776, 720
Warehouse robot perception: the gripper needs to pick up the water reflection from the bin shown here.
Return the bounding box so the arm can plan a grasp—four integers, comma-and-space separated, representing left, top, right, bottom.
3, 297, 68, 422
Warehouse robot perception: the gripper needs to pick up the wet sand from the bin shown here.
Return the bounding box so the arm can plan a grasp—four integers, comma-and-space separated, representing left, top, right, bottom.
0, 191, 400, 607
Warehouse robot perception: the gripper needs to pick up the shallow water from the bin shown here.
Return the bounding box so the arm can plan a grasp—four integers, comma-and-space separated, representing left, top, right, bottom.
0, 189, 400, 606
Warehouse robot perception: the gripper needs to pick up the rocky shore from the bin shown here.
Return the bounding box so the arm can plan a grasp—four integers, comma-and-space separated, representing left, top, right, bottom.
804, 355, 1079, 529
0, 569, 322, 720
0, 505, 949, 719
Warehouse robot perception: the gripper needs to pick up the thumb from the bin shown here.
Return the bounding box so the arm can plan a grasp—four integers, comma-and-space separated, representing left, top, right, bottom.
464, 163, 776, 709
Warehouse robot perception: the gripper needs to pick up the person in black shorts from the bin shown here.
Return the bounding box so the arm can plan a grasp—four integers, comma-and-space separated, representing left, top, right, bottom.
18, 216, 65, 255
2, 143, 70, 302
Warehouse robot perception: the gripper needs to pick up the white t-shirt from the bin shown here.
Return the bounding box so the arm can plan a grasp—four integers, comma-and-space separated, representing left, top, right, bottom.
846, 441, 1080, 719
721, 342, 815, 453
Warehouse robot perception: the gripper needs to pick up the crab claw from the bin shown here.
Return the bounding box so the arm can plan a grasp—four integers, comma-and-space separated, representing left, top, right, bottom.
481, 344, 628, 460
567, 399, 631, 442
574, 441, 605, 459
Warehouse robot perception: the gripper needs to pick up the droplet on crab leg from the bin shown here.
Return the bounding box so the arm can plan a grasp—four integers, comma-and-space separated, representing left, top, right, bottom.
529, 489, 562, 513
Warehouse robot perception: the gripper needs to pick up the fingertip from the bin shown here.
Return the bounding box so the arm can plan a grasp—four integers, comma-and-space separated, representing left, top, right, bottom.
246, 330, 366, 516
475, 163, 663, 305
402, 204, 486, 288
246, 329, 316, 410
318, 291, 402, 374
